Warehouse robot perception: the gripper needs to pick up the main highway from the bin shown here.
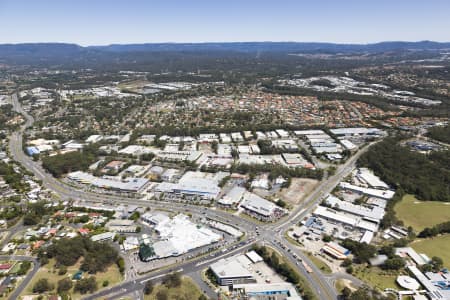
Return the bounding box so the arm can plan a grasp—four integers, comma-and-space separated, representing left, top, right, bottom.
8, 93, 368, 300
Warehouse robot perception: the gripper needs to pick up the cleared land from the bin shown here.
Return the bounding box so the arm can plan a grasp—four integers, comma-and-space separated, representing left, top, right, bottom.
144, 277, 203, 300
411, 235, 450, 267
21, 258, 122, 299
394, 194, 450, 231
277, 178, 318, 205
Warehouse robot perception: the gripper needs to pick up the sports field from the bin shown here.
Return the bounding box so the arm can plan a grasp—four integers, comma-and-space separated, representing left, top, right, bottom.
394, 194, 450, 231
411, 235, 450, 268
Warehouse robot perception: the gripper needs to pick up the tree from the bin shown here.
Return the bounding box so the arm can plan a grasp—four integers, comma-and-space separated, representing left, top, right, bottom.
431, 256, 444, 271
57, 278, 73, 293
198, 295, 208, 300
74, 277, 97, 294
322, 234, 333, 242
144, 281, 154, 295
341, 258, 352, 268
381, 257, 405, 270
17, 261, 31, 276
58, 265, 67, 275
33, 278, 54, 293
341, 287, 352, 299
162, 272, 182, 288
156, 289, 169, 300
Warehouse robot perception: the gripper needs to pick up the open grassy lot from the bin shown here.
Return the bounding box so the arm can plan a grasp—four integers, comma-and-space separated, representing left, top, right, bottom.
144, 277, 203, 300
353, 266, 401, 290
305, 252, 332, 274
394, 194, 450, 231
21, 258, 122, 299
411, 235, 450, 268
276, 178, 318, 205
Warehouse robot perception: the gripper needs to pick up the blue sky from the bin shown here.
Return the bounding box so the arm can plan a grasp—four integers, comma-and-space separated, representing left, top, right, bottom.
0, 0, 449, 45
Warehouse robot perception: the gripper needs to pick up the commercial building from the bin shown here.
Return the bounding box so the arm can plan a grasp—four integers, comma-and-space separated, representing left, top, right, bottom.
155, 171, 222, 200
210, 252, 264, 285
218, 186, 246, 207
240, 192, 286, 221
322, 242, 350, 260
26, 147, 40, 156
90, 232, 115, 243
157, 150, 202, 162
232, 283, 302, 300
67, 171, 150, 193
105, 219, 137, 233
210, 255, 255, 286
140, 214, 222, 261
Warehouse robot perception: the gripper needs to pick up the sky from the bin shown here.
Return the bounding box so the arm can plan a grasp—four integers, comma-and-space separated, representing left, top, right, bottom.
0, 0, 449, 46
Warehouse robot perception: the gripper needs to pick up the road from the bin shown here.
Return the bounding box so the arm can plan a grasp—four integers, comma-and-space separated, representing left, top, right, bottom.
8, 93, 370, 300
0, 255, 40, 300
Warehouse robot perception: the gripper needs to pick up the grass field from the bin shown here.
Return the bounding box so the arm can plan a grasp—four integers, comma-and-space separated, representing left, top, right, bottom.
305, 252, 332, 274
394, 194, 450, 231
411, 235, 450, 268
353, 266, 401, 290
144, 277, 203, 300
21, 258, 122, 299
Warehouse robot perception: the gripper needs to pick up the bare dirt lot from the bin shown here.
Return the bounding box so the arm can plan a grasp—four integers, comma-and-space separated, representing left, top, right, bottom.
277, 178, 318, 205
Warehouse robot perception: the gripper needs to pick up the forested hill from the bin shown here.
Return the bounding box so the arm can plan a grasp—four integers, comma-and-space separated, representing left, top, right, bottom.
357, 138, 450, 202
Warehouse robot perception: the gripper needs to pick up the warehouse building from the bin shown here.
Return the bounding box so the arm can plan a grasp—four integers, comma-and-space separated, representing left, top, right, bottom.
313, 206, 378, 232
324, 195, 385, 223
339, 182, 395, 200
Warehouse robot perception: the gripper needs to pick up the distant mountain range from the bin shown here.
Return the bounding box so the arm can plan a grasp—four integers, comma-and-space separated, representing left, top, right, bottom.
1, 41, 450, 55
1, 41, 449, 68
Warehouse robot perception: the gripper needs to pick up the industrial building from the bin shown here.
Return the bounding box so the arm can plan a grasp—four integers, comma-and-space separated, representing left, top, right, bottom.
339, 182, 395, 200
312, 205, 378, 232
354, 168, 390, 189
330, 127, 385, 138
324, 195, 385, 223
